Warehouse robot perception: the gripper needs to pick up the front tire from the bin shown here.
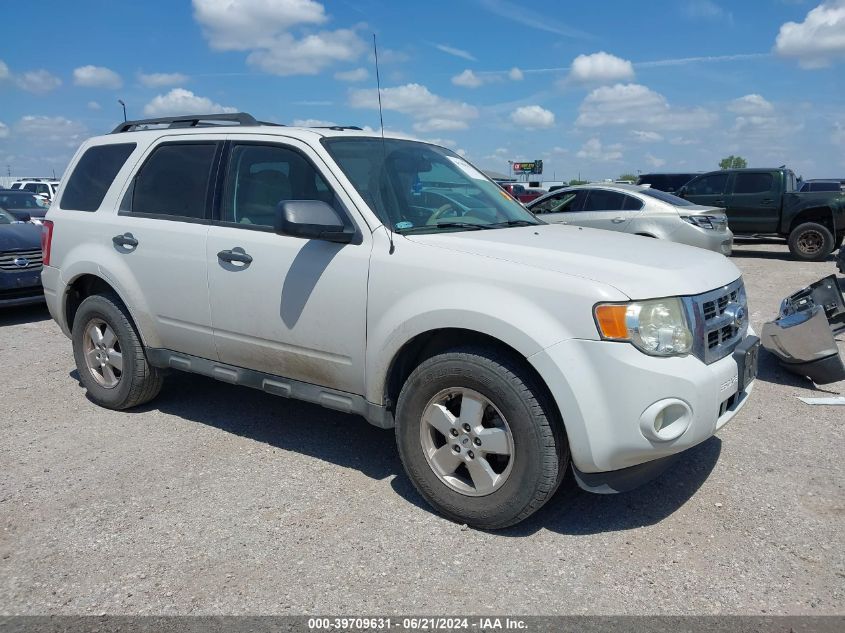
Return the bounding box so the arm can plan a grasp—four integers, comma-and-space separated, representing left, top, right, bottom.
71, 293, 163, 410
395, 346, 568, 529
788, 222, 834, 261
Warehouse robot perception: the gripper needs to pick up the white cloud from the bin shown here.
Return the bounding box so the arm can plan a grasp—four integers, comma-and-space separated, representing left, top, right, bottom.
15, 70, 62, 94
569, 51, 635, 83
728, 93, 774, 115
192, 0, 366, 76
335, 67, 368, 82
631, 130, 664, 142
576, 83, 716, 131
452, 69, 484, 88
832, 121, 845, 145
774, 0, 845, 68
644, 153, 666, 168
15, 116, 87, 148
292, 118, 336, 127
477, 0, 592, 39
510, 105, 555, 129
434, 43, 476, 61
73, 65, 122, 89
87, 101, 102, 110
143, 88, 237, 116
0, 122, 9, 138
683, 0, 732, 21
576, 138, 623, 161
349, 83, 479, 132
669, 136, 700, 145
139, 72, 189, 88
508, 67, 524, 81
0, 60, 9, 80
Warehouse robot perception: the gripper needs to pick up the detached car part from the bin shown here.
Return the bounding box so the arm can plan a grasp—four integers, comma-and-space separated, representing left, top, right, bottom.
761, 275, 845, 384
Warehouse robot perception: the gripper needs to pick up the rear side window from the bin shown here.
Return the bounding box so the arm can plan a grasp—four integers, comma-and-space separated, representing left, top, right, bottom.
582, 189, 627, 211
61, 143, 136, 211
686, 173, 728, 196
733, 173, 774, 195
128, 143, 217, 220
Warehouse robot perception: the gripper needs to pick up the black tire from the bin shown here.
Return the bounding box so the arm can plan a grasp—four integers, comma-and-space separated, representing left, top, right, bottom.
71, 293, 163, 410
395, 346, 568, 529
787, 222, 834, 261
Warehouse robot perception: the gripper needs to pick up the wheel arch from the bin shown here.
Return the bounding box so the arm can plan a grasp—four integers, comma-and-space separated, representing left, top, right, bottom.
788, 206, 835, 234
64, 273, 150, 346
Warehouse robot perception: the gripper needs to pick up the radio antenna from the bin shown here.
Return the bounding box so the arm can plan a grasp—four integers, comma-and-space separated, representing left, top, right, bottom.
373, 32, 395, 254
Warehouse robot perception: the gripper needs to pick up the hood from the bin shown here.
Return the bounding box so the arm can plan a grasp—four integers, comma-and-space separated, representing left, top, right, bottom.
0, 223, 42, 252
406, 223, 741, 300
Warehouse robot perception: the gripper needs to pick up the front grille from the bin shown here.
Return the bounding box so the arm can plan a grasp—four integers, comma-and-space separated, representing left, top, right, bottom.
685, 278, 748, 364
0, 249, 43, 271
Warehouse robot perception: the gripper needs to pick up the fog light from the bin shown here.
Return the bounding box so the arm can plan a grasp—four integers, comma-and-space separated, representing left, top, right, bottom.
639, 398, 692, 442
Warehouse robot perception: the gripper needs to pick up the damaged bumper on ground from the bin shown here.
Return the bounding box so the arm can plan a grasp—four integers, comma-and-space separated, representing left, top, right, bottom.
761, 275, 845, 384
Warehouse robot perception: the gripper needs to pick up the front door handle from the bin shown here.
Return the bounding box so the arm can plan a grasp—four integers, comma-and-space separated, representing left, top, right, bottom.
611, 217, 626, 224
112, 233, 138, 248
761, 198, 774, 204
217, 248, 253, 265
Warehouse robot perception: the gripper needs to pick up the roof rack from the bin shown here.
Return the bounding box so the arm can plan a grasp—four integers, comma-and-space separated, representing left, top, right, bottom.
110, 112, 283, 134
312, 125, 363, 131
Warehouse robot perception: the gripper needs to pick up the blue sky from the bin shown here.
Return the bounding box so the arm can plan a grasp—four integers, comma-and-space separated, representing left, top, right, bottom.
2, 0, 844, 181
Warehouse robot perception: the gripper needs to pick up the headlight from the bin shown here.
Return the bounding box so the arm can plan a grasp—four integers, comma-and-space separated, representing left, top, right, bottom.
594, 298, 692, 357
681, 215, 715, 229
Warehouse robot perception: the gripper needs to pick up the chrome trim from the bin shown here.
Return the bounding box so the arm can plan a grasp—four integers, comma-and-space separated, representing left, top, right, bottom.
683, 277, 748, 364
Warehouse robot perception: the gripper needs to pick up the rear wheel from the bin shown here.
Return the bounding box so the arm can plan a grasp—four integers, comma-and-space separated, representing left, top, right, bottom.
788, 222, 834, 261
395, 346, 568, 529
71, 293, 163, 410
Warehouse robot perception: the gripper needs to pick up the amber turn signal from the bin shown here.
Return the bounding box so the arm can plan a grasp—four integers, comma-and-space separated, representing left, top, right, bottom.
594, 304, 629, 340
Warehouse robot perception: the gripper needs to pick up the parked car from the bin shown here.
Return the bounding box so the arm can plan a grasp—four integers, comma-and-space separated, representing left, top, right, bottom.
0, 189, 50, 224
526, 184, 733, 254
679, 167, 845, 261
636, 172, 701, 194
499, 182, 544, 203
10, 178, 60, 203
0, 207, 44, 307
798, 179, 844, 193
42, 112, 759, 529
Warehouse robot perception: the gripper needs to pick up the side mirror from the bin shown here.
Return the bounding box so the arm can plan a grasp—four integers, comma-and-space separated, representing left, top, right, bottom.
274, 200, 354, 244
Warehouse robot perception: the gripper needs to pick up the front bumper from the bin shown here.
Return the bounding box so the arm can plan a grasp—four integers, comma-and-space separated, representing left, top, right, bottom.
529, 331, 756, 478
0, 267, 44, 307
761, 275, 845, 384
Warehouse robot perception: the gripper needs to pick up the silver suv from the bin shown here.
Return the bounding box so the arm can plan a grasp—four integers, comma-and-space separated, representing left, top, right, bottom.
42, 113, 759, 528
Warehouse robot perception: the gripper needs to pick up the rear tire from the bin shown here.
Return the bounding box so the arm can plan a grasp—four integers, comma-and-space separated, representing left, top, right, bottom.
71, 293, 163, 410
395, 346, 568, 529
787, 222, 834, 261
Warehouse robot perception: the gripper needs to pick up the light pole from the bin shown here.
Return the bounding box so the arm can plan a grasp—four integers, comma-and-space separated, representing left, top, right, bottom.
118, 99, 127, 122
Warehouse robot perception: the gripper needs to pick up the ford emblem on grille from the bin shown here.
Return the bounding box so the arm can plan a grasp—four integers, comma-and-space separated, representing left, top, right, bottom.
723, 302, 746, 328
13, 257, 30, 268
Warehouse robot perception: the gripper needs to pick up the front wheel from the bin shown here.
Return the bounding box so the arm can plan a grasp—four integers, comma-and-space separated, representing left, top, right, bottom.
395, 347, 568, 529
787, 222, 834, 261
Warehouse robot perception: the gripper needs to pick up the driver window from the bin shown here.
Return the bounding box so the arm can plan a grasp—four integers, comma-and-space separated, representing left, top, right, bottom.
221, 144, 340, 227
533, 191, 580, 214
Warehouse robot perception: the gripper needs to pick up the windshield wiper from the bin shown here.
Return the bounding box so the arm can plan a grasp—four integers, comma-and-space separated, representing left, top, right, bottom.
398, 222, 493, 233
487, 219, 539, 228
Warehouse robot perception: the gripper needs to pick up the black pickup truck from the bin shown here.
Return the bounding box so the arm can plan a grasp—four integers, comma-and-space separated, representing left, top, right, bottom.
679, 168, 845, 261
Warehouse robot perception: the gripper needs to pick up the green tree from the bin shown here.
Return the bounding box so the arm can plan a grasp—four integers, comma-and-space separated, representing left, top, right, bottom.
568, 178, 589, 185
618, 173, 637, 182
719, 155, 747, 169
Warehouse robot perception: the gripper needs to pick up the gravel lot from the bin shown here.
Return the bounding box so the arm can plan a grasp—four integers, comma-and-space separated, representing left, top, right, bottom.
1, 241, 843, 616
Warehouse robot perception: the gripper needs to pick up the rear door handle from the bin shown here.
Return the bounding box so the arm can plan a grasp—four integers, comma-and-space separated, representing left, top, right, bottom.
217, 248, 253, 265
761, 199, 774, 204
611, 217, 626, 224
112, 233, 138, 248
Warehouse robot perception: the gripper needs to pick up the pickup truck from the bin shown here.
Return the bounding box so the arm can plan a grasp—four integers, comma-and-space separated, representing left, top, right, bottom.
679, 168, 845, 261
499, 183, 544, 204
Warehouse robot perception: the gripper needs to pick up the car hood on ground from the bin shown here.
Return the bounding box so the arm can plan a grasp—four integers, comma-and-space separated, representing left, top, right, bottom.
406, 223, 741, 300
0, 223, 42, 251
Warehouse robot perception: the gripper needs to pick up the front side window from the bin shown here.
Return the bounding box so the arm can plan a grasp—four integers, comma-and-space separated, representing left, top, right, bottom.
686, 173, 728, 196
221, 144, 340, 227
323, 138, 539, 233
129, 143, 216, 219
62, 143, 136, 211
733, 172, 774, 195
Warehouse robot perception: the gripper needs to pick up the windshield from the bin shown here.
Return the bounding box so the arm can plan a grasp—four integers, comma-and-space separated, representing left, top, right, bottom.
322, 138, 540, 233
641, 188, 695, 207
0, 193, 45, 209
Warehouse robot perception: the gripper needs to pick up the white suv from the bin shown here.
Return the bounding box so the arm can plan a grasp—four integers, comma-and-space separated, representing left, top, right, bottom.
10, 178, 60, 202
41, 113, 759, 528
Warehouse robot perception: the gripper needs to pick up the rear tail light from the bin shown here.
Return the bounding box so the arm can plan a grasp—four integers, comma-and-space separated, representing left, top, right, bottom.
41, 220, 54, 266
